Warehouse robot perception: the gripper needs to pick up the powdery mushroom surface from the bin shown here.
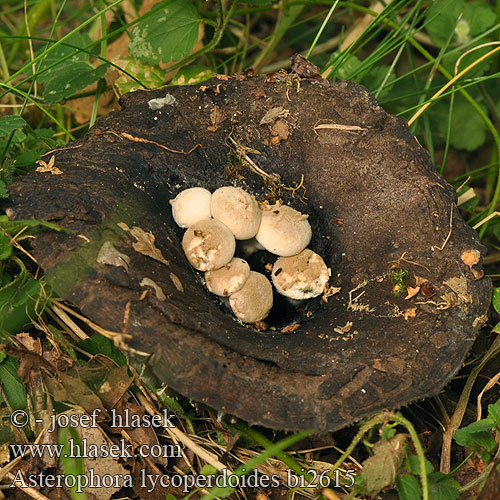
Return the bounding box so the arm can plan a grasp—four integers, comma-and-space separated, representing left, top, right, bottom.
4, 73, 491, 432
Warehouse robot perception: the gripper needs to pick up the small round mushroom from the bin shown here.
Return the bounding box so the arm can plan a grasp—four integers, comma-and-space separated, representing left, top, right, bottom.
182, 218, 235, 271
205, 257, 250, 296
211, 186, 262, 240
171, 187, 212, 228
272, 249, 329, 300
256, 203, 312, 256
229, 271, 273, 323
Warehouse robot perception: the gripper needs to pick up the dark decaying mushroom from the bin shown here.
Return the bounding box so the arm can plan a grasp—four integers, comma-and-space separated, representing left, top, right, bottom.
3, 73, 491, 431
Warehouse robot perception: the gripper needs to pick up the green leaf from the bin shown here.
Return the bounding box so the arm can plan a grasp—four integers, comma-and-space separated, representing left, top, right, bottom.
36, 33, 108, 103
0, 116, 27, 137
0, 232, 12, 260
129, 0, 201, 65
166, 494, 177, 500
0, 181, 8, 199
487, 398, 500, 423
425, 0, 464, 47
453, 420, 497, 462
427, 472, 460, 500
430, 94, 487, 151
405, 454, 434, 475
358, 434, 407, 496
0, 356, 27, 409
425, 0, 495, 47
171, 65, 213, 86
396, 474, 422, 500
382, 425, 396, 440
78, 334, 126, 366
200, 464, 217, 476
463, 2, 496, 38
58, 427, 87, 500
113, 56, 164, 94
0, 218, 68, 237
0, 263, 50, 337
492, 288, 500, 315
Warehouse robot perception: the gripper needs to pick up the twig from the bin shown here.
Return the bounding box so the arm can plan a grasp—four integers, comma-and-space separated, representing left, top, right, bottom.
313, 121, 368, 134
100, 131, 201, 155
434, 204, 454, 251
6, 473, 51, 500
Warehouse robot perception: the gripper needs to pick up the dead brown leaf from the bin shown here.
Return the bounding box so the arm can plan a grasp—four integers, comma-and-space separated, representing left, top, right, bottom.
334, 321, 353, 334
97, 365, 133, 409
403, 307, 417, 320
281, 323, 301, 333
444, 276, 471, 302
96, 241, 130, 271
169, 272, 184, 293
36, 156, 63, 175
271, 119, 290, 140
405, 286, 420, 300
129, 226, 170, 267
260, 106, 289, 125
45, 372, 106, 415
140, 277, 167, 301
207, 105, 226, 132
290, 54, 322, 78
461, 249, 480, 268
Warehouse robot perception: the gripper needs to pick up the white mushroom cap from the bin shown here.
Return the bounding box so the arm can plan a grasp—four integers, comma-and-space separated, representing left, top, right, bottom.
171, 187, 212, 228
205, 258, 250, 296
182, 218, 235, 271
256, 203, 312, 256
211, 186, 262, 240
272, 249, 329, 299
229, 271, 273, 323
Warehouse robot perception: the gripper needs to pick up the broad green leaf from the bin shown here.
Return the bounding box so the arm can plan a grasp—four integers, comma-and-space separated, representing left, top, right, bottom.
0, 181, 8, 199
129, 0, 201, 65
0, 232, 12, 260
0, 218, 68, 237
425, 0, 464, 47
0, 259, 51, 337
405, 454, 434, 475
427, 472, 460, 500
78, 334, 126, 366
454, 420, 497, 462
36, 33, 108, 103
171, 65, 213, 86
361, 65, 395, 98
113, 56, 164, 94
0, 356, 27, 409
166, 494, 177, 500
358, 434, 407, 496
200, 464, 217, 476
425, 0, 495, 46
396, 474, 422, 500
492, 288, 500, 315
430, 95, 487, 151
58, 427, 87, 500
0, 116, 27, 137
487, 398, 500, 423
330, 53, 363, 80
463, 2, 496, 38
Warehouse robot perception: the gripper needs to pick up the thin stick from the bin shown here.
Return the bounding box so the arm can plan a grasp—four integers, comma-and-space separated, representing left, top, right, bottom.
7, 473, 51, 500
435, 204, 453, 251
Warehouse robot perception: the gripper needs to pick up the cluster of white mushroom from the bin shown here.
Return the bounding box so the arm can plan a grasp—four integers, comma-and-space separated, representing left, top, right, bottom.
171, 186, 330, 324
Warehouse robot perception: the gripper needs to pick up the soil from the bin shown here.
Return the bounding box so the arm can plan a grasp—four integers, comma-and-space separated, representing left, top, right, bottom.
3, 72, 491, 431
